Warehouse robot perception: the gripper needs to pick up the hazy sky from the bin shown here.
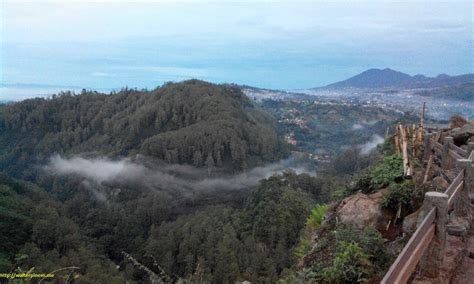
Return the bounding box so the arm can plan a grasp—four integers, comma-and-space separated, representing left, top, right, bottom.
1, 0, 473, 94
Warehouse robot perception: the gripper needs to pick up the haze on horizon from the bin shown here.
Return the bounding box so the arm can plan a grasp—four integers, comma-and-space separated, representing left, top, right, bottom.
1, 0, 473, 100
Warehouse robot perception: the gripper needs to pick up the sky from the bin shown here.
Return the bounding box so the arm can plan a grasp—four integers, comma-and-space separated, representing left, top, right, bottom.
1, 0, 473, 99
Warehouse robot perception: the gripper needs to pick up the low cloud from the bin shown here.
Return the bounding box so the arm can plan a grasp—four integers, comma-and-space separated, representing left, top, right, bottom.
44, 154, 312, 200
91, 71, 114, 77
351, 123, 364, 130
45, 155, 145, 184
359, 134, 384, 155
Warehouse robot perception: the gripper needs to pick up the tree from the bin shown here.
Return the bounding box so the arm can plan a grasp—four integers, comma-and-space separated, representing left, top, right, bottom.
205, 153, 215, 175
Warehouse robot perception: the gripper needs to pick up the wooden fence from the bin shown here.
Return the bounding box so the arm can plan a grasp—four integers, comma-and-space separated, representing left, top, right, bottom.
381, 133, 474, 283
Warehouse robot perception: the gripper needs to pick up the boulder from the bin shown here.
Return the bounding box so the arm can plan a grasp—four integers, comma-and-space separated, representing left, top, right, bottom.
403, 208, 421, 235
336, 189, 388, 230
412, 183, 432, 209
432, 176, 449, 192
450, 123, 474, 145
446, 225, 467, 237
413, 169, 425, 185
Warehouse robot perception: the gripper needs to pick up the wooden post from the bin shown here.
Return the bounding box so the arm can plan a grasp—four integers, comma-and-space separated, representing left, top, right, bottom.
415, 126, 422, 158
400, 125, 411, 176
421, 102, 426, 128
423, 155, 433, 184
455, 159, 472, 218
423, 133, 433, 162
417, 192, 448, 278
394, 124, 400, 155
441, 137, 454, 170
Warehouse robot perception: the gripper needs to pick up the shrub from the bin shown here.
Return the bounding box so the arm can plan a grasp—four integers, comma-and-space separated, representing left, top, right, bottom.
306, 204, 329, 230
288, 225, 392, 283
380, 136, 395, 154
333, 225, 391, 271
294, 235, 311, 259
318, 241, 371, 283
294, 204, 329, 259
331, 187, 349, 201
382, 181, 414, 213
369, 155, 404, 190
449, 115, 467, 128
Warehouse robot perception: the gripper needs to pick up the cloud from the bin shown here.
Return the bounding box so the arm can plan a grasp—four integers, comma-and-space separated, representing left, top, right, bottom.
3, 1, 471, 90
44, 155, 313, 200
359, 134, 384, 155
45, 155, 146, 184
91, 72, 113, 77
351, 123, 364, 130
112, 66, 210, 79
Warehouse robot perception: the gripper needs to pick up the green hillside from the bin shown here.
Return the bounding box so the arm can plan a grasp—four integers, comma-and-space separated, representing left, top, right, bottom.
0, 80, 285, 176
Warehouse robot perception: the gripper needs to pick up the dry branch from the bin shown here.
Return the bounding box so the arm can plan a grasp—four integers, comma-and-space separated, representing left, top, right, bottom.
122, 251, 165, 284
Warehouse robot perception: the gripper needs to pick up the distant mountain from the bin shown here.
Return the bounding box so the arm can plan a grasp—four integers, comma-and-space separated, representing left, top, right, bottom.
318, 68, 474, 89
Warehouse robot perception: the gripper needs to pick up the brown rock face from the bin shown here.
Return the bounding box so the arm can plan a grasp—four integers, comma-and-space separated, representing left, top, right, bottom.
336, 189, 388, 230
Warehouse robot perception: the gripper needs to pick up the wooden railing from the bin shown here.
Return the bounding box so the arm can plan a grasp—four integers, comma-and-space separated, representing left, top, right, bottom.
381, 133, 473, 283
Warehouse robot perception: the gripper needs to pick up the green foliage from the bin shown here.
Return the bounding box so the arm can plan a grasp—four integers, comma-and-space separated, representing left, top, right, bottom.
380, 136, 395, 154
0, 173, 125, 281
294, 204, 328, 261
382, 181, 414, 212
146, 172, 317, 283
318, 241, 371, 283
306, 204, 329, 231
336, 226, 391, 270
331, 186, 349, 201
0, 175, 34, 257
0, 252, 12, 272
294, 235, 311, 259
368, 155, 404, 190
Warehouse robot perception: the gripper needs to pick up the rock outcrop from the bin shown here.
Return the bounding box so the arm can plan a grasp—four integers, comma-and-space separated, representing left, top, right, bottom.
403, 208, 421, 235
336, 189, 389, 231
446, 123, 474, 145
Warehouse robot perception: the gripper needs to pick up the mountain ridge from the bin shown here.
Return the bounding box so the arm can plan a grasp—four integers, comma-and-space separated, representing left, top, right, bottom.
316, 68, 474, 89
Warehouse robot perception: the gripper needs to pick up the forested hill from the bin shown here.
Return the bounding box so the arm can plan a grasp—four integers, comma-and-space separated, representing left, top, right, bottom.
0, 80, 285, 175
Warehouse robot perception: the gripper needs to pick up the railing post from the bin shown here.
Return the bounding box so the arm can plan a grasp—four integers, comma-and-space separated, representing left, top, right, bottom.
423, 133, 433, 162
441, 137, 454, 169
417, 192, 448, 278
455, 159, 472, 218
468, 142, 474, 157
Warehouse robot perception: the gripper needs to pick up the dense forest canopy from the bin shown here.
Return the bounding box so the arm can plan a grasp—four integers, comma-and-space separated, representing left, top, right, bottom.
0, 80, 318, 282
0, 80, 286, 177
